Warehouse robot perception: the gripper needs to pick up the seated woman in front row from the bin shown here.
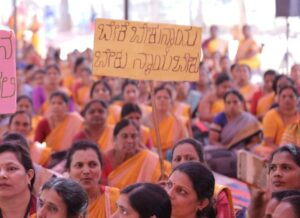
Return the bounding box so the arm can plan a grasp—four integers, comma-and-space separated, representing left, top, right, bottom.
36, 177, 88, 218
112, 183, 171, 218
170, 138, 235, 218
209, 89, 261, 150
165, 162, 216, 218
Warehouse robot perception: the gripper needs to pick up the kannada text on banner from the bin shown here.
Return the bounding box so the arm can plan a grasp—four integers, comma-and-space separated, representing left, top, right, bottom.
0, 28, 16, 114
93, 19, 202, 81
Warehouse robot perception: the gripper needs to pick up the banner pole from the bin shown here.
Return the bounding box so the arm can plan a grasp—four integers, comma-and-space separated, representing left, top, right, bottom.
149, 81, 165, 178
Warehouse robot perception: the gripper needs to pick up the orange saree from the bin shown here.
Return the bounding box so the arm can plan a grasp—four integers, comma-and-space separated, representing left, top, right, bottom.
108, 150, 171, 190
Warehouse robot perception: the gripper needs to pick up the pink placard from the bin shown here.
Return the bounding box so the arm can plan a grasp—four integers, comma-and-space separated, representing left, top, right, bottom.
0, 29, 16, 114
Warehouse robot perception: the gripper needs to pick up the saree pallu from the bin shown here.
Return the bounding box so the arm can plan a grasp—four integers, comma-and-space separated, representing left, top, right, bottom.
256, 92, 276, 117
30, 142, 52, 166
280, 121, 300, 146
211, 99, 225, 117
239, 84, 258, 111
107, 105, 121, 126
206, 38, 228, 56
88, 186, 119, 218
75, 85, 91, 109
97, 125, 114, 152
141, 125, 152, 148
235, 38, 261, 70
150, 113, 188, 153
107, 101, 152, 126
108, 150, 171, 190
45, 112, 83, 152
29, 115, 43, 141
220, 112, 261, 149
214, 184, 235, 218
262, 109, 299, 147
173, 101, 191, 122
214, 172, 250, 208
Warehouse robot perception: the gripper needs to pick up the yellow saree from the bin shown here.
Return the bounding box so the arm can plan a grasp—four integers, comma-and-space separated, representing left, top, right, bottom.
281, 121, 300, 146
150, 114, 188, 153
211, 99, 225, 116
97, 125, 114, 152
88, 186, 119, 218
235, 38, 261, 70
256, 92, 276, 117
75, 85, 91, 109
45, 112, 83, 151
108, 150, 171, 190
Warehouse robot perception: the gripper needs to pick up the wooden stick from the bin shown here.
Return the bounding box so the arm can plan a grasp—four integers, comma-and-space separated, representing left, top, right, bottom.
149, 81, 165, 177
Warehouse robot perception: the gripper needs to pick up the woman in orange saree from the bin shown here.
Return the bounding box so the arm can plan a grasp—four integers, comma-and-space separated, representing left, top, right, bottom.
73, 99, 114, 152
66, 140, 119, 218
105, 119, 171, 190
34, 91, 83, 152
256, 85, 300, 157
144, 85, 189, 156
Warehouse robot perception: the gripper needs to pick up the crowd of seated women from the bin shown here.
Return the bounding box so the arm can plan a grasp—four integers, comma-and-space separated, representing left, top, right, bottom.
1, 24, 300, 218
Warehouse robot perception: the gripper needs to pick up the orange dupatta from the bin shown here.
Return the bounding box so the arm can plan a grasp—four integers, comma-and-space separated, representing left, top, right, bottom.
88, 186, 119, 218
256, 92, 276, 117
45, 112, 83, 152
281, 121, 300, 146
235, 38, 261, 70
97, 125, 114, 152
30, 142, 52, 166
150, 114, 188, 153
108, 150, 171, 190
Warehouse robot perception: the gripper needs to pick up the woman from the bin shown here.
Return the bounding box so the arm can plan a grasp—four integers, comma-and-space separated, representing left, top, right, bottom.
263, 190, 300, 217
258, 85, 299, 156
90, 79, 120, 126
248, 144, 300, 217
7, 111, 51, 166
110, 80, 152, 125
32, 64, 74, 115
34, 91, 83, 152
163, 82, 192, 122
74, 67, 94, 109
73, 99, 114, 152
209, 89, 261, 150
235, 64, 258, 111
144, 85, 188, 155
66, 140, 119, 218
256, 74, 294, 119
170, 138, 235, 218
198, 73, 232, 123
234, 25, 261, 71
1, 133, 58, 197
17, 95, 43, 139
106, 119, 171, 190
281, 120, 300, 146
0, 143, 35, 218
165, 162, 216, 218
37, 177, 88, 218
90, 79, 112, 103
121, 102, 152, 149
269, 144, 300, 192
272, 196, 300, 218
251, 69, 277, 117
112, 183, 171, 218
